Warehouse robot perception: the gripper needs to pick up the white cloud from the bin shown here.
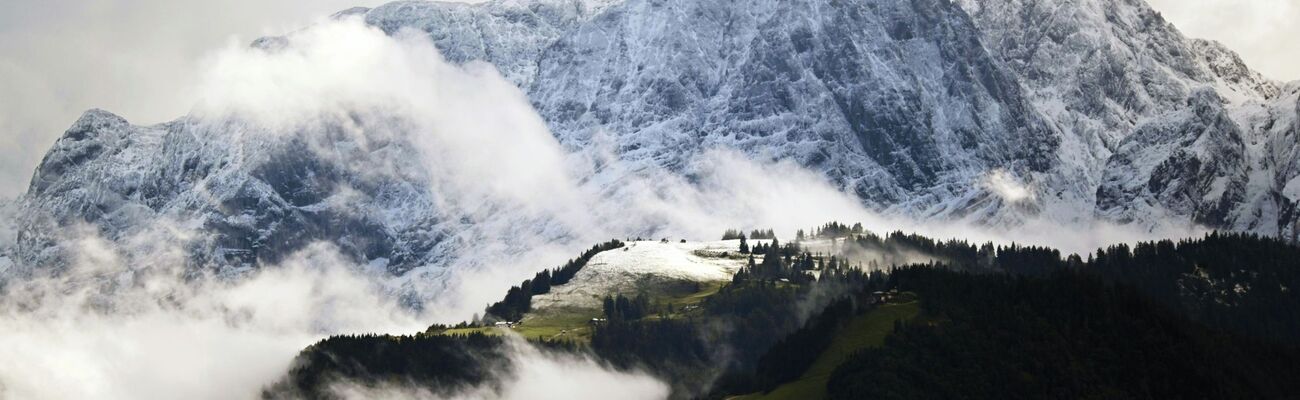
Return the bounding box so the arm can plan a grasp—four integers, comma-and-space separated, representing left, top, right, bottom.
324, 335, 670, 400
983, 169, 1034, 204
486, 336, 670, 400
194, 18, 582, 219
180, 17, 908, 322
0, 223, 425, 400
0, 19, 687, 399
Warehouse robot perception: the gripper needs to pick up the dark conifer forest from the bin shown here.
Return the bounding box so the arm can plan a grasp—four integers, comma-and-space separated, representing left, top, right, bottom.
264, 333, 508, 399
267, 225, 1300, 399
827, 267, 1300, 399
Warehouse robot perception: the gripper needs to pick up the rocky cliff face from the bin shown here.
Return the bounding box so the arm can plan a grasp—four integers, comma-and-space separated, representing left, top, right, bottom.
15, 109, 459, 277
7, 0, 1300, 278
956, 0, 1298, 237
526, 0, 1059, 218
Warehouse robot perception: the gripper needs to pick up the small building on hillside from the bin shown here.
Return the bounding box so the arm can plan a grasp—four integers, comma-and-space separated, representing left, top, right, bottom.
871, 290, 894, 304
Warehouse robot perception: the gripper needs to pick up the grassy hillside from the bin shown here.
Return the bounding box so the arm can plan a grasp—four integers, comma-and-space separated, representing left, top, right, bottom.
271, 228, 1300, 399
732, 299, 920, 400
437, 280, 727, 343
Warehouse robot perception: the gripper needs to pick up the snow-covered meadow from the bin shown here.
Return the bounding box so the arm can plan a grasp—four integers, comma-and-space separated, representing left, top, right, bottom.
530, 239, 764, 310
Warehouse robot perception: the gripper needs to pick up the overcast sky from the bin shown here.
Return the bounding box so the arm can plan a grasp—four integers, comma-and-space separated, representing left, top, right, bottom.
0, 0, 387, 199
0, 0, 1296, 199
1146, 0, 1300, 80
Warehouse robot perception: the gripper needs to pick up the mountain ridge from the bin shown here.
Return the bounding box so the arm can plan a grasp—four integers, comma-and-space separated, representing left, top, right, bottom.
5, 0, 1299, 281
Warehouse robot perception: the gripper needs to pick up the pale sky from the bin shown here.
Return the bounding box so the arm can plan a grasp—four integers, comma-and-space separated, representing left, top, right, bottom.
0, 0, 386, 199
0, 0, 1295, 199
1146, 0, 1300, 82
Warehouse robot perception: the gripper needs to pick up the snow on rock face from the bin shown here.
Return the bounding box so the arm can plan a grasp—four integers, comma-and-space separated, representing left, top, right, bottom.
17, 110, 176, 271
14, 109, 453, 276
11, 0, 1300, 283
530, 240, 746, 310
11, 0, 1061, 280
0, 199, 14, 276
560, 0, 1060, 220
359, 0, 1300, 235
361, 0, 1063, 223
956, 0, 1300, 235
1190, 39, 1281, 102
1096, 89, 1249, 229
1250, 83, 1300, 240
362, 0, 616, 87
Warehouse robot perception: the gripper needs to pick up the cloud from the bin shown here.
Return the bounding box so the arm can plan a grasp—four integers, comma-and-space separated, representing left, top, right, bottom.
324, 335, 670, 400
0, 222, 425, 400
482, 335, 670, 400
192, 16, 586, 217
180, 17, 902, 322
0, 19, 682, 399
983, 169, 1034, 204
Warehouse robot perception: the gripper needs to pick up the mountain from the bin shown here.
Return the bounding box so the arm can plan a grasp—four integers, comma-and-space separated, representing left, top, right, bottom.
957, 0, 1299, 235
357, 0, 1300, 233
13, 108, 461, 278
6, 0, 1299, 279
369, 0, 1060, 220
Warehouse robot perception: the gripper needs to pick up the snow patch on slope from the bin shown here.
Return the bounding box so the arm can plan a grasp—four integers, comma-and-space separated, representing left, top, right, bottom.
530, 240, 751, 310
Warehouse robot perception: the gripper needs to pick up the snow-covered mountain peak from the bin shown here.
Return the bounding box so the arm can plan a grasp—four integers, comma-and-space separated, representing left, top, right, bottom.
28, 109, 141, 197
1190, 38, 1281, 101
8, 0, 1300, 287
64, 109, 130, 139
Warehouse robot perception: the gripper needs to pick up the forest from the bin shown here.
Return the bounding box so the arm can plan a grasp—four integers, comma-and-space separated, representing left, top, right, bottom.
826, 267, 1300, 399
266, 225, 1300, 399
262, 332, 508, 399
831, 230, 1300, 344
